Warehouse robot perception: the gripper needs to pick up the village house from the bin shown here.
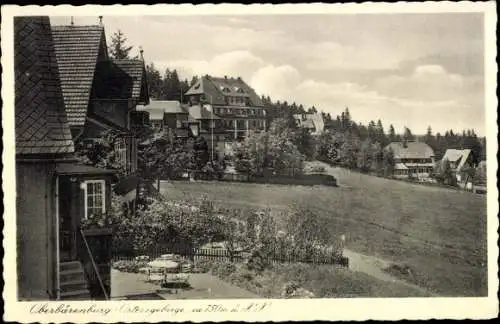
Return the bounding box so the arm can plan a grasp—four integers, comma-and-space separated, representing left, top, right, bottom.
136, 100, 200, 138
50, 18, 150, 207
15, 16, 116, 301
441, 149, 475, 183
385, 141, 435, 179
293, 113, 325, 135
184, 75, 266, 158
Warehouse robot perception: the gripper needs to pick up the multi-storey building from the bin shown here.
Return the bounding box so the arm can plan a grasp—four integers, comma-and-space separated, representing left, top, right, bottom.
184, 75, 266, 157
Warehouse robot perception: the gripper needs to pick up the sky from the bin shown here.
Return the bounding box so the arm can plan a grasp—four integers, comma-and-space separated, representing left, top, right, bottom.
50, 13, 485, 136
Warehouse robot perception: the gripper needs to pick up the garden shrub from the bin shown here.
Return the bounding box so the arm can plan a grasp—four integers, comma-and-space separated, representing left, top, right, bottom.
112, 260, 148, 273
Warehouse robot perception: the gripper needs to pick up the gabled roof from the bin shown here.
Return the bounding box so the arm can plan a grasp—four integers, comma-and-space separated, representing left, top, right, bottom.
51, 24, 106, 126
293, 113, 325, 135
442, 149, 472, 171
112, 59, 149, 102
93, 59, 148, 103
15, 16, 74, 155
185, 75, 264, 107
385, 142, 435, 159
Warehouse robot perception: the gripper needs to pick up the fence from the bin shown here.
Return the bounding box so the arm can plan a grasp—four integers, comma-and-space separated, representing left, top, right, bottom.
113, 246, 348, 267
184, 171, 337, 187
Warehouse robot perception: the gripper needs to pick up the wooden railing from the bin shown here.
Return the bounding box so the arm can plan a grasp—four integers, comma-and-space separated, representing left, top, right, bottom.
79, 229, 109, 300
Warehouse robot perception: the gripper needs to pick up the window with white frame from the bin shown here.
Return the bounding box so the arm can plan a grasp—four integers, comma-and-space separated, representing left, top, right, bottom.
84, 180, 106, 219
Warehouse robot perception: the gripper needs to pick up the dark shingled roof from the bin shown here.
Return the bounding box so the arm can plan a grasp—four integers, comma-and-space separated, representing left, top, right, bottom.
112, 59, 147, 100
185, 75, 264, 107
51, 24, 106, 126
385, 142, 435, 159
56, 163, 116, 176
93, 60, 136, 99
15, 16, 75, 155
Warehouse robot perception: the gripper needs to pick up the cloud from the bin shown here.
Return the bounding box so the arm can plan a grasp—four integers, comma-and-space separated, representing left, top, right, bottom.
157, 50, 265, 81
373, 64, 481, 104
263, 77, 483, 135
250, 65, 301, 101
301, 41, 402, 71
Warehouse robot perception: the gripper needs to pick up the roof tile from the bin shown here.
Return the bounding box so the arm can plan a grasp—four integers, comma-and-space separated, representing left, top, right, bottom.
51, 24, 105, 127
15, 16, 74, 155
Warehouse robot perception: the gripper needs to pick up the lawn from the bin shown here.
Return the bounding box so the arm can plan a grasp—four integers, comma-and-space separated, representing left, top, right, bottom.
209, 262, 432, 298
160, 166, 487, 297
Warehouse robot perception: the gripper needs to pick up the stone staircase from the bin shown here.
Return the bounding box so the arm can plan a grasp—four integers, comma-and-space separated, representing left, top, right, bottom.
59, 261, 91, 300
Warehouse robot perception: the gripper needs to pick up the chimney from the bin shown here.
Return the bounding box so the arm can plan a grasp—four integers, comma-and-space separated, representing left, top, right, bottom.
98, 16, 103, 26
224, 75, 228, 79
237, 76, 242, 80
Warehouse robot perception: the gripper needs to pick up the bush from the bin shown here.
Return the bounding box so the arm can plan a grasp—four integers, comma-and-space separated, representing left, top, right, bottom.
309, 165, 326, 174
210, 260, 237, 278
112, 260, 149, 273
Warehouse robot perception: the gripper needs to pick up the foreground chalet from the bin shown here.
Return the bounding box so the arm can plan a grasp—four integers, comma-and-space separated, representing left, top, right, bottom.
385, 141, 435, 179
51, 21, 150, 203
15, 16, 118, 301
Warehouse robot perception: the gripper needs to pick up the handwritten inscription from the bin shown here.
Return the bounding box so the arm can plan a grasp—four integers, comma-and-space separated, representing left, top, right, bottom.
28, 301, 271, 317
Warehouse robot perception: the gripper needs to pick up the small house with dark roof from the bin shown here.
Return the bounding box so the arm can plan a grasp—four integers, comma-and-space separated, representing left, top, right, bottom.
136, 100, 199, 137
15, 16, 119, 301
441, 149, 475, 183
293, 113, 325, 135
385, 141, 435, 178
184, 75, 266, 158
51, 19, 150, 206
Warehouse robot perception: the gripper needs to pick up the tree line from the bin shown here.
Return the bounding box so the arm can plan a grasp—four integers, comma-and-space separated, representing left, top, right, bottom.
107, 29, 486, 180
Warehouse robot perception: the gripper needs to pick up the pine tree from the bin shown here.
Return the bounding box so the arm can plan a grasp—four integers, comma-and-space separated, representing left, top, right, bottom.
146, 63, 163, 99
403, 126, 414, 142
388, 124, 396, 142
190, 75, 199, 86
109, 30, 133, 59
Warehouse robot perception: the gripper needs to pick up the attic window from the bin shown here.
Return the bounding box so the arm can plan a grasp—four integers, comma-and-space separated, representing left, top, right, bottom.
221, 86, 231, 93
194, 83, 200, 90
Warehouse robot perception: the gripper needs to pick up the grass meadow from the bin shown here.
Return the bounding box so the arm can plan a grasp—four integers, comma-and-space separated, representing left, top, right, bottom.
161, 167, 487, 296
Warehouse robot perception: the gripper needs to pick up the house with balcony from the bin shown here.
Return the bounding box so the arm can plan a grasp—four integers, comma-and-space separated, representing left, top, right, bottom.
51, 19, 150, 208
385, 141, 435, 179
15, 16, 116, 301
184, 75, 266, 157
293, 113, 325, 135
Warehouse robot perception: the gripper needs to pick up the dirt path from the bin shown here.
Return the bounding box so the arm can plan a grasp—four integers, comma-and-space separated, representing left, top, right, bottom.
343, 249, 437, 296
308, 161, 438, 296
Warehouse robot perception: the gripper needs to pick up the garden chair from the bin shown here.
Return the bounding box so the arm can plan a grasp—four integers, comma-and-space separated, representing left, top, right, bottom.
147, 267, 166, 285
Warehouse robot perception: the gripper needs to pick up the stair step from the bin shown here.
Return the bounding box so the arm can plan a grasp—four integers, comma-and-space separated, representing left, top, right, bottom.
60, 278, 87, 286
60, 282, 88, 294
60, 289, 91, 299
60, 271, 85, 282
60, 261, 83, 272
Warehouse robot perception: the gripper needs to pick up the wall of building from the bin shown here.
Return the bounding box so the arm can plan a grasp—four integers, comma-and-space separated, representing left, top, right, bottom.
91, 100, 129, 129
16, 162, 57, 300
